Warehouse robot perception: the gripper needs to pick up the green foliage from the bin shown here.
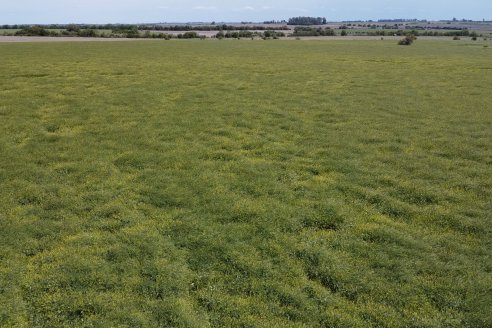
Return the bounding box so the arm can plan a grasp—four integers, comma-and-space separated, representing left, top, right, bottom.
0, 40, 491, 327
178, 31, 200, 39
288, 16, 327, 25
77, 29, 97, 37
15, 26, 53, 37
66, 24, 80, 32
292, 27, 335, 37
398, 35, 417, 45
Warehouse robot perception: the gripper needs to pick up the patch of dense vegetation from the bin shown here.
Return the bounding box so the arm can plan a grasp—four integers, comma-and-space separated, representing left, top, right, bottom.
288, 16, 327, 25
398, 35, 417, 45
4, 23, 488, 40
15, 26, 56, 37
3, 24, 290, 39
216, 30, 286, 39
0, 40, 490, 327
141, 24, 290, 31
1, 23, 290, 32
292, 27, 336, 36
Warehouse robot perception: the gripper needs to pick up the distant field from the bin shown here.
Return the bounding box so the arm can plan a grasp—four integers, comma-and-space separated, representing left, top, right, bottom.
0, 29, 113, 35
0, 40, 491, 327
0, 29, 19, 34
344, 29, 492, 37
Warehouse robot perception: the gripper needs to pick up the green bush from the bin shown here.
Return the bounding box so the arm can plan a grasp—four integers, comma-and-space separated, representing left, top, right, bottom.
15, 26, 50, 36
66, 24, 80, 32
398, 35, 416, 45
292, 27, 335, 37
180, 31, 199, 39
77, 29, 97, 37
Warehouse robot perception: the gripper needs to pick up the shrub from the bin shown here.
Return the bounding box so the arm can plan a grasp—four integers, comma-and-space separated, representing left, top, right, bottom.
143, 30, 152, 38
15, 26, 50, 37
263, 30, 284, 38
182, 31, 199, 39
66, 24, 80, 32
292, 27, 335, 37
453, 36, 461, 40
398, 35, 416, 45
77, 29, 97, 37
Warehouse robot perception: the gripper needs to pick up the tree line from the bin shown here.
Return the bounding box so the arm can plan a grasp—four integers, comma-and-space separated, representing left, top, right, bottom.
215, 30, 286, 39
7, 26, 202, 39
288, 17, 327, 25
6, 26, 289, 40
139, 24, 289, 31
4, 25, 483, 40
291, 27, 336, 36
1, 24, 289, 31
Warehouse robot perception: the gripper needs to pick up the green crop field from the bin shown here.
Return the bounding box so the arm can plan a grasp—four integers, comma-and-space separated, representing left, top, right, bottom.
0, 39, 491, 327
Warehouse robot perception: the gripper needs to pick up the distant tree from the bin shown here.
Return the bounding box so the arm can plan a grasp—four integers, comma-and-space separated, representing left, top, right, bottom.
66, 24, 80, 32
288, 17, 327, 25
292, 26, 335, 37
143, 30, 152, 38
77, 29, 97, 37
341, 30, 347, 36
182, 31, 199, 39
263, 30, 285, 38
125, 28, 140, 38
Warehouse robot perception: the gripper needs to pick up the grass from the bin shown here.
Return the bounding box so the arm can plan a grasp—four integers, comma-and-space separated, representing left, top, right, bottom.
0, 39, 491, 327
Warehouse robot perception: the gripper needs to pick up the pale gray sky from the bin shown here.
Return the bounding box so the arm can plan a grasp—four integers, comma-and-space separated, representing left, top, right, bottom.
1, 0, 490, 24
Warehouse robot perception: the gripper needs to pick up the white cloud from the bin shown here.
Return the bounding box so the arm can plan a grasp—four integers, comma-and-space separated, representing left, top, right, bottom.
193, 6, 217, 11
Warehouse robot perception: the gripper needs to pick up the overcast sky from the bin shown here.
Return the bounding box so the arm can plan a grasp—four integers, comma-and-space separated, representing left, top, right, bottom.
1, 0, 490, 24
